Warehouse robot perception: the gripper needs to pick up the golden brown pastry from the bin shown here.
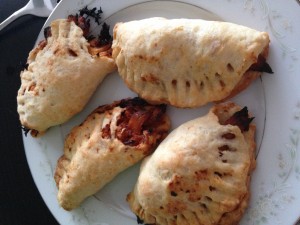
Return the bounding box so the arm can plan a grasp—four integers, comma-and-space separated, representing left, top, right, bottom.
17, 18, 116, 136
54, 97, 170, 210
112, 17, 272, 108
127, 102, 256, 225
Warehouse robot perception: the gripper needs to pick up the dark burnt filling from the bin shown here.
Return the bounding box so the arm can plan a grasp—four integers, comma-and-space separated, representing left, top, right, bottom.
221, 107, 254, 132
247, 54, 273, 74
21, 126, 31, 136
21, 126, 39, 137
38, 6, 112, 56
66, 15, 113, 56
136, 215, 153, 225
101, 98, 167, 147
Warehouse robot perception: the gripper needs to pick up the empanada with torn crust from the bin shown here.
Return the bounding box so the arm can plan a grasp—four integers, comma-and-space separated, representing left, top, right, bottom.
17, 18, 116, 136
54, 97, 170, 210
112, 17, 273, 108
127, 102, 256, 225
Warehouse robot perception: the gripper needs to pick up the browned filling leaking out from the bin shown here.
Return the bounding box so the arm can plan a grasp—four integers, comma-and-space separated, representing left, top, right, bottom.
101, 98, 167, 147
88, 41, 112, 57
37, 13, 113, 57
68, 15, 113, 57
67, 15, 91, 38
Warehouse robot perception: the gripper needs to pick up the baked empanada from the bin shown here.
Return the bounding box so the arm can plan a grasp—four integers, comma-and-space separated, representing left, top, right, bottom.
112, 17, 272, 108
54, 97, 170, 210
127, 102, 256, 225
17, 18, 116, 136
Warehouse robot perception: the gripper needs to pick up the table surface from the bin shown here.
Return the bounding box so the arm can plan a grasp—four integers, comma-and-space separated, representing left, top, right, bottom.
0, 0, 59, 224
0, 1, 299, 225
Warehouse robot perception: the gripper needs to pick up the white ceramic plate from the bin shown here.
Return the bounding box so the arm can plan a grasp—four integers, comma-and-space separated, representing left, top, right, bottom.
23, 0, 300, 224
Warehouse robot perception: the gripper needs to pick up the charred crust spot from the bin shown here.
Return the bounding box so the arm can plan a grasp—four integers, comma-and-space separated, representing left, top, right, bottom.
214, 73, 226, 88
200, 203, 208, 210
199, 81, 204, 89
205, 196, 212, 201
171, 191, 177, 197
119, 97, 148, 108
53, 48, 59, 55
186, 81, 190, 87
214, 171, 223, 177
221, 133, 236, 139
222, 159, 228, 163
43, 26, 52, 39
136, 216, 144, 224
227, 63, 234, 72
219, 80, 225, 88
68, 48, 78, 57
218, 145, 229, 151
172, 79, 177, 86
209, 186, 216, 191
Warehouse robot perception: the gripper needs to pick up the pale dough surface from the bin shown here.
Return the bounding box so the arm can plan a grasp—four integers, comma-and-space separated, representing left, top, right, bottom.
17, 19, 116, 134
127, 102, 256, 225
112, 17, 269, 108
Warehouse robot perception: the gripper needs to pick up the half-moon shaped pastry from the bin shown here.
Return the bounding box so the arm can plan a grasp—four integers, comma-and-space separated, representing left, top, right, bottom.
127, 102, 256, 225
54, 97, 170, 210
112, 17, 272, 108
17, 18, 116, 136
